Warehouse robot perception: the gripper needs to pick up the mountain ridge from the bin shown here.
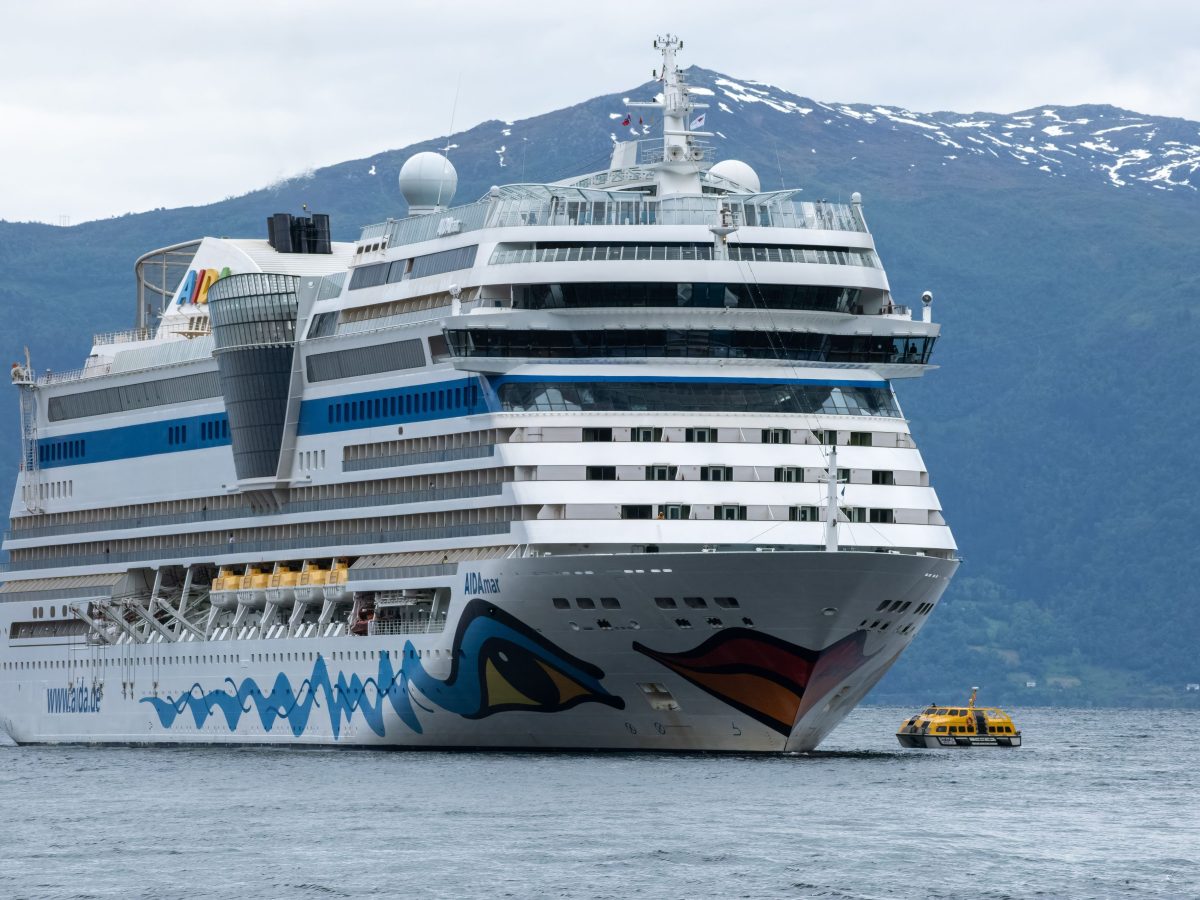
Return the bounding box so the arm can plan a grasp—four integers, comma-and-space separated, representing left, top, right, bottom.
0, 68, 1197, 707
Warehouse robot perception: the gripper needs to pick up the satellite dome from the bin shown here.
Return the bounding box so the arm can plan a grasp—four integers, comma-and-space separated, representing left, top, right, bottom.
709, 159, 761, 193
398, 152, 458, 214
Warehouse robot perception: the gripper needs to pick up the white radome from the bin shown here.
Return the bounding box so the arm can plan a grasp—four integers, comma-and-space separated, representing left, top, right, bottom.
709, 159, 761, 193
398, 152, 458, 212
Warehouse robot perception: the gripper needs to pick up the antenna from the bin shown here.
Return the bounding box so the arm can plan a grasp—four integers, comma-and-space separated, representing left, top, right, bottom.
437, 73, 464, 210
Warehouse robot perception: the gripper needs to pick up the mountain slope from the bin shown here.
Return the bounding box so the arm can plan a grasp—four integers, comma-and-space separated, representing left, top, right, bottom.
1, 68, 1197, 706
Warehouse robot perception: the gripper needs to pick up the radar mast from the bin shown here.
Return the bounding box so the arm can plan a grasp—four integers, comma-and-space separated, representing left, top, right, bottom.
629, 34, 711, 196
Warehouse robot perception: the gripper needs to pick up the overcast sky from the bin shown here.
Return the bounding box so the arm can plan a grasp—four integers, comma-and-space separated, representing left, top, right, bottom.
2, 0, 1197, 224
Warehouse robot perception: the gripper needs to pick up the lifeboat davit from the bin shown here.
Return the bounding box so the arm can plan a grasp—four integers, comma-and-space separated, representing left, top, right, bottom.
209, 567, 240, 609
237, 565, 268, 609
266, 562, 298, 606
294, 561, 329, 604
322, 559, 350, 602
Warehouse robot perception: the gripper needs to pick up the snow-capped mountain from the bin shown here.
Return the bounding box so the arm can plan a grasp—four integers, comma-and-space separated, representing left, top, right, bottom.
597, 68, 1200, 193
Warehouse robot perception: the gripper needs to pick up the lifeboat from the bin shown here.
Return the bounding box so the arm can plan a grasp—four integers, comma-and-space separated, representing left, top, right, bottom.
209, 567, 240, 609
266, 562, 298, 606
323, 559, 351, 602
294, 561, 329, 603
896, 688, 1022, 748
236, 565, 268, 608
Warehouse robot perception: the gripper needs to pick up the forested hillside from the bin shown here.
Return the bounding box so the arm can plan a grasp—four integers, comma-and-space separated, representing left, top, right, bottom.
2, 68, 1197, 705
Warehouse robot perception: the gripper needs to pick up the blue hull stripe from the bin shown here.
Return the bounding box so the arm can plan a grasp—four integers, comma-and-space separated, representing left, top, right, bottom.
39, 374, 886, 466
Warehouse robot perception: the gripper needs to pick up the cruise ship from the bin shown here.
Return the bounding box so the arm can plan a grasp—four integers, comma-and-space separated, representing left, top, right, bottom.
0, 37, 957, 751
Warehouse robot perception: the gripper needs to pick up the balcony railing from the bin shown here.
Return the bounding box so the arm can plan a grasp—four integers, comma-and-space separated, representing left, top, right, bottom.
361, 187, 867, 250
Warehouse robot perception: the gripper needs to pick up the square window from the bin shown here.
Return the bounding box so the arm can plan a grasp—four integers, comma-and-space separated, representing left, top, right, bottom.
684, 597, 707, 609
552, 597, 570, 610
654, 597, 677, 609
600, 597, 621, 609
576, 598, 595, 609
762, 428, 790, 445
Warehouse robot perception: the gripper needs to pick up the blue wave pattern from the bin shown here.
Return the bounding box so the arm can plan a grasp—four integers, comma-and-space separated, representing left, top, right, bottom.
141, 600, 623, 739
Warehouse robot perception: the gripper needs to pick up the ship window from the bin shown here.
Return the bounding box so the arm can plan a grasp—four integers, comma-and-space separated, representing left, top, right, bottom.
552, 598, 570, 610
700, 466, 733, 482
674, 618, 692, 628
685, 428, 716, 443
646, 465, 676, 481
888, 600, 903, 611
621, 505, 653, 520
655, 597, 677, 609
658, 504, 690, 520
871, 470, 894, 485
576, 598, 595, 609
715, 505, 747, 521
600, 597, 621, 609
789, 506, 819, 522
869, 508, 895, 524
762, 428, 790, 444
586, 466, 616, 481
632, 427, 663, 442
684, 597, 707, 609
849, 432, 873, 447
496, 381, 901, 418
583, 428, 612, 442
714, 597, 739, 608
775, 467, 802, 483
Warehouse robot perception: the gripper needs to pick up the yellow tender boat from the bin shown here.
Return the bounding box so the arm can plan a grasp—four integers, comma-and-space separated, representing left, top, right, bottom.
896, 688, 1022, 748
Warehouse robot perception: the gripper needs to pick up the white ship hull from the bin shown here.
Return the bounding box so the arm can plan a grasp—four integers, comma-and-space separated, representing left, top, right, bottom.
0, 551, 954, 752
2, 38, 961, 754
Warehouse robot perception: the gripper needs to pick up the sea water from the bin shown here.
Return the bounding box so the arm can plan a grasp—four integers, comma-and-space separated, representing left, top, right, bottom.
1, 707, 1196, 899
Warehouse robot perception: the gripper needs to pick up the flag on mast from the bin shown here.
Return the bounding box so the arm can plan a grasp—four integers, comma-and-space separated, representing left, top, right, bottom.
690, 113, 706, 129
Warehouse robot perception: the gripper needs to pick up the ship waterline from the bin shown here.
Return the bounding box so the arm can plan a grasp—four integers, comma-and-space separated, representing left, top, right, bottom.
0, 35, 957, 751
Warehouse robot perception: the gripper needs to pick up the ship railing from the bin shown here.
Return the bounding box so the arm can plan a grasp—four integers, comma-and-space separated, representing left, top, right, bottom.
37, 359, 113, 386
368, 614, 448, 636
92, 319, 203, 348
2, 521, 513, 572
92, 326, 157, 346
358, 193, 866, 249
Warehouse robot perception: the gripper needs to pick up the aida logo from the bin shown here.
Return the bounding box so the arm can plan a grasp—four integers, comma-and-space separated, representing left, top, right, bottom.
46, 683, 102, 714
464, 572, 501, 595
176, 266, 232, 306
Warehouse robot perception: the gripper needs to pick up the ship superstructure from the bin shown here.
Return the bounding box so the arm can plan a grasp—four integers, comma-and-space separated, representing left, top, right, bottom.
0, 37, 956, 751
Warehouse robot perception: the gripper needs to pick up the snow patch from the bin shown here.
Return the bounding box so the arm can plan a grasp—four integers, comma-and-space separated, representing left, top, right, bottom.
1093, 123, 1143, 135
688, 86, 715, 96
